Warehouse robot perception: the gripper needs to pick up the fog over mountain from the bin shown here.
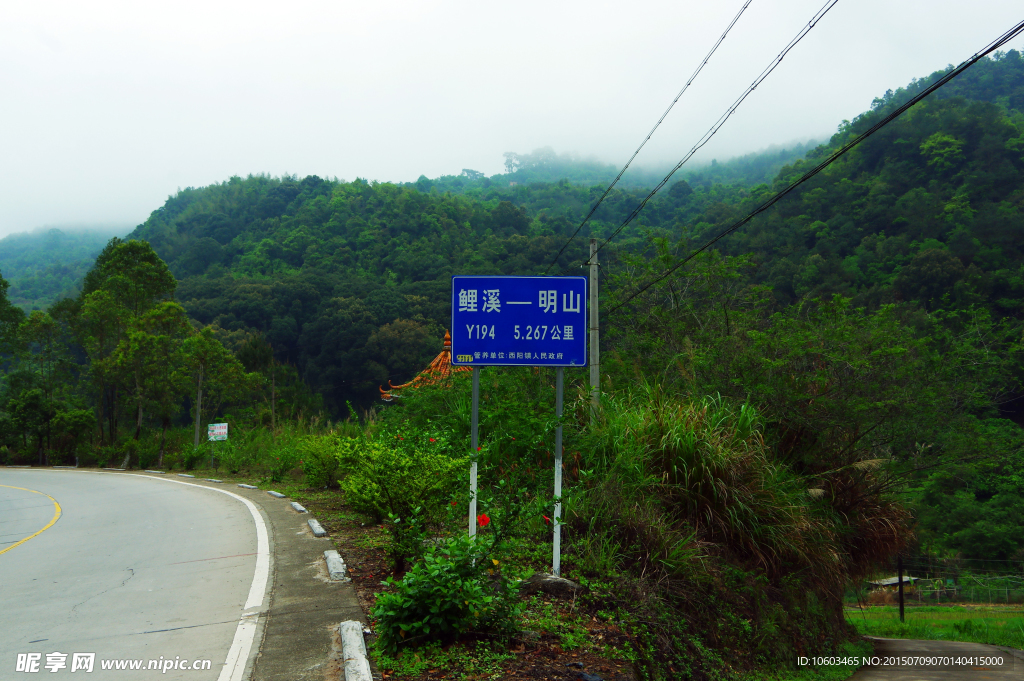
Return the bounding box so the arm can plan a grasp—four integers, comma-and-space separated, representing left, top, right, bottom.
2, 0, 1021, 237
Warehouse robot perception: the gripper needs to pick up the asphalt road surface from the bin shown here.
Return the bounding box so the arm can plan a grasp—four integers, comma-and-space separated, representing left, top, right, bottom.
0, 469, 270, 681
849, 637, 1024, 681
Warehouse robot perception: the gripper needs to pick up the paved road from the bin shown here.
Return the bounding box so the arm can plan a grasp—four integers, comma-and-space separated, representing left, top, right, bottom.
850, 637, 1024, 681
0, 469, 270, 681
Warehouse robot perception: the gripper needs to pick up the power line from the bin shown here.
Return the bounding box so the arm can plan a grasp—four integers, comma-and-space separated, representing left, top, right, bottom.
561, 0, 841, 275
542, 0, 755, 274
605, 17, 1024, 318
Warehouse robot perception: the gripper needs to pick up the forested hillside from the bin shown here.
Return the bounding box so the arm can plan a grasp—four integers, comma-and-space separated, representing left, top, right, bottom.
0, 227, 127, 311
703, 50, 1024, 316
121, 49, 1024, 420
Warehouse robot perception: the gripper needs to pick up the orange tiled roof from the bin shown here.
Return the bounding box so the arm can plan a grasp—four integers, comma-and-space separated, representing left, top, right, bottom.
380, 330, 472, 401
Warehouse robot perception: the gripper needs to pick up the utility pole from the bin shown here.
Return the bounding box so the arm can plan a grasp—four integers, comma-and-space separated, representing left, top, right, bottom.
898, 555, 905, 622
193, 364, 204, 449
588, 239, 599, 422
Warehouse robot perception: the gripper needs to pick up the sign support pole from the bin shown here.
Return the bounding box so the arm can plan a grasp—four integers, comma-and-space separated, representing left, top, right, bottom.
469, 367, 480, 537
589, 239, 599, 423
553, 366, 564, 576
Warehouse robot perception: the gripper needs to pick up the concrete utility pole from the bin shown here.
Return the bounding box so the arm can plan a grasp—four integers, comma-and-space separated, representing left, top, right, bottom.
193, 364, 204, 449
898, 555, 905, 622
589, 239, 599, 422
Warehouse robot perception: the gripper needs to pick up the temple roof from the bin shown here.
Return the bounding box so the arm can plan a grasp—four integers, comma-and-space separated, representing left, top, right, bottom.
380, 330, 472, 401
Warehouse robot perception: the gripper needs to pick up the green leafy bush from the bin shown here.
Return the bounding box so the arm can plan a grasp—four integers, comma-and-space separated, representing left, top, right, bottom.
299, 434, 345, 488
384, 508, 429, 573
339, 435, 467, 523
372, 534, 519, 653
266, 448, 300, 482
182, 446, 207, 470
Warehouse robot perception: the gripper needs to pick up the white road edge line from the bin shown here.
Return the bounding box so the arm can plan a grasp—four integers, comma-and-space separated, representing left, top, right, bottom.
124, 474, 271, 681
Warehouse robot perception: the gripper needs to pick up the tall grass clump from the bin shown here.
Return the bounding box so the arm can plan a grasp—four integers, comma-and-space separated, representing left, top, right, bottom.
576, 386, 840, 585
565, 384, 912, 678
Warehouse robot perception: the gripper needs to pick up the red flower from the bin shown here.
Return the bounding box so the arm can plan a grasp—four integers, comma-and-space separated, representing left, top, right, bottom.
477, 514, 490, 527
477, 446, 481, 451
543, 515, 551, 524
429, 438, 435, 442
450, 501, 457, 507
511, 437, 515, 440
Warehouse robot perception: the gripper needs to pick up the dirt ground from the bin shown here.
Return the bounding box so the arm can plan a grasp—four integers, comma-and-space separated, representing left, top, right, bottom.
303, 489, 638, 681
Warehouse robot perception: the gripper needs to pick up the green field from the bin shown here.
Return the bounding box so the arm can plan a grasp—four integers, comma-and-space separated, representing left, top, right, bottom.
847, 605, 1024, 649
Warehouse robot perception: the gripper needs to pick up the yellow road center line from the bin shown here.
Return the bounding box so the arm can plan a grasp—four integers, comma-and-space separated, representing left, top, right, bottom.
0, 484, 62, 555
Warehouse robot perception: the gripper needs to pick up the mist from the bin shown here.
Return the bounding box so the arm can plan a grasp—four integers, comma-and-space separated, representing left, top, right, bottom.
1, 0, 1021, 238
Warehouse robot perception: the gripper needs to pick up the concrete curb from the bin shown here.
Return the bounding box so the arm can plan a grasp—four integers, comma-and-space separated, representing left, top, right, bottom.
308, 518, 327, 537
204, 478, 222, 483
267, 491, 286, 498
290, 502, 307, 513
53, 466, 77, 469
324, 550, 350, 582
338, 621, 372, 681
144, 470, 166, 474
5, 465, 31, 468
102, 468, 125, 471
177, 473, 195, 478
238, 484, 258, 489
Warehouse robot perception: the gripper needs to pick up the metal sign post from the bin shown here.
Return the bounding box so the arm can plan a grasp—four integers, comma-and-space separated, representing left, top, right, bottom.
553, 366, 564, 576
450, 275, 587, 576
469, 367, 480, 536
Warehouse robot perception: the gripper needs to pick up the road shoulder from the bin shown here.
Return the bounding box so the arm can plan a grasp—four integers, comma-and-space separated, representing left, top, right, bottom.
236, 484, 366, 681
850, 637, 1024, 681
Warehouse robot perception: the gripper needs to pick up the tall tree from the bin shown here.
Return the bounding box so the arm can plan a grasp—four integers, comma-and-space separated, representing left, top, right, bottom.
0, 270, 25, 357
237, 332, 277, 439
77, 239, 177, 443
182, 328, 254, 448
109, 301, 191, 464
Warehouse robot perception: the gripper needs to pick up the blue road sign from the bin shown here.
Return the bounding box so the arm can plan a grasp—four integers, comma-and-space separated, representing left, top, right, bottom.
451, 276, 587, 366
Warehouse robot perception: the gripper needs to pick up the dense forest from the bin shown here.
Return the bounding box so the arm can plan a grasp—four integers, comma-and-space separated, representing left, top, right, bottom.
2, 47, 1024, 676
112, 50, 1024, 416
0, 227, 127, 311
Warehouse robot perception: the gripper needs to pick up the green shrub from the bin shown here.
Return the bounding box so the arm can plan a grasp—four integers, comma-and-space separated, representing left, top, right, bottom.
300, 434, 345, 488
339, 437, 467, 523
183, 446, 207, 470
96, 445, 115, 468
372, 534, 519, 653
265, 447, 300, 482
116, 439, 138, 469
384, 508, 429, 573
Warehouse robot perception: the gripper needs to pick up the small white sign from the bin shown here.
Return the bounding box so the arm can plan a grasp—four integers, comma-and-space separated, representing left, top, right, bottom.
208, 423, 228, 441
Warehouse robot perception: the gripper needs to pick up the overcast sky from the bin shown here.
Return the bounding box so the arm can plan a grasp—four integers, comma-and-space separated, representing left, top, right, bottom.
1, 0, 1021, 238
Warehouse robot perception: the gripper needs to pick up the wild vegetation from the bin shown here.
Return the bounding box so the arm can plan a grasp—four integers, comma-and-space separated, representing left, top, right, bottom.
0, 227, 127, 311
2, 47, 1024, 680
